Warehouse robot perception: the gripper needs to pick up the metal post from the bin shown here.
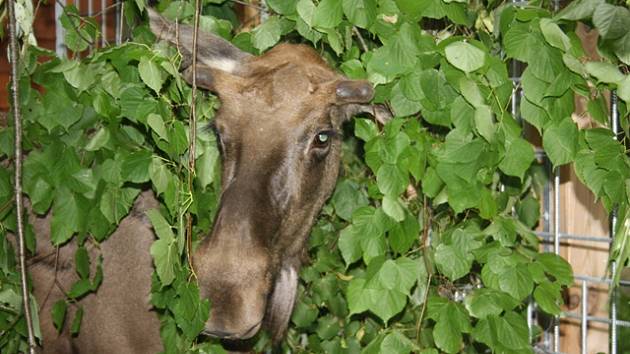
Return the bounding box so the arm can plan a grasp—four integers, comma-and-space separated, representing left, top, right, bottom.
554, 167, 561, 352
101, 0, 106, 46
115, 0, 122, 45
55, 0, 67, 57
610, 91, 619, 354
581, 281, 588, 354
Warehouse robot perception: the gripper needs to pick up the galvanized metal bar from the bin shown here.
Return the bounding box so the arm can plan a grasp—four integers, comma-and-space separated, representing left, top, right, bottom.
610, 90, 619, 354
55, 0, 67, 57
553, 167, 560, 352
115, 0, 122, 45
574, 274, 630, 287
563, 312, 630, 328
101, 0, 106, 47
536, 231, 612, 243
581, 281, 588, 354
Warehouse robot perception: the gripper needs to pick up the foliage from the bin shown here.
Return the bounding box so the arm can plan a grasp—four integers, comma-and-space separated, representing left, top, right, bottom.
0, 0, 629, 352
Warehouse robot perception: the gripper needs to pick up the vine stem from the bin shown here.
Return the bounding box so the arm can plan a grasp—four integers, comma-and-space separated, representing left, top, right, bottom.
7, 0, 37, 352
186, 0, 201, 280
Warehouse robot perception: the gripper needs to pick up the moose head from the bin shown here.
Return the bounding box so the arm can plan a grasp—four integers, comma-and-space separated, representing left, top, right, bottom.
149, 9, 389, 344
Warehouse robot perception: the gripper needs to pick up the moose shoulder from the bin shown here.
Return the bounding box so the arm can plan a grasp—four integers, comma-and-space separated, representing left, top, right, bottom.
30, 9, 390, 353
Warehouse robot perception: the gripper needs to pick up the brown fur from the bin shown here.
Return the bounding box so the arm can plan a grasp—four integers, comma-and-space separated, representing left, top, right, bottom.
29, 9, 389, 353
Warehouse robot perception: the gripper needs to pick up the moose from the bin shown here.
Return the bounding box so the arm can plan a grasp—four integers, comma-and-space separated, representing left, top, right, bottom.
28, 9, 389, 353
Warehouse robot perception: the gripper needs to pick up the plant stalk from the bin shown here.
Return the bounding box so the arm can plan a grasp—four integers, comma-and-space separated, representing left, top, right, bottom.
7, 0, 37, 351
186, 0, 201, 279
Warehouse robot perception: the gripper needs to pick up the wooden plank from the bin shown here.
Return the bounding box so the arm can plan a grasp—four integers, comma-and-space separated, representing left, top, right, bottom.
559, 23, 611, 354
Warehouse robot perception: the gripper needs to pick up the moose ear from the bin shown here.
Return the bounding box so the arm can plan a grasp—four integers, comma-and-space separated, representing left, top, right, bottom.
335, 80, 374, 104
147, 8, 251, 78
333, 80, 392, 124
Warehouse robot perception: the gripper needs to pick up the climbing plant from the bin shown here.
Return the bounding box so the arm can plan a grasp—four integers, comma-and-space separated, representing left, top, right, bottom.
0, 0, 629, 352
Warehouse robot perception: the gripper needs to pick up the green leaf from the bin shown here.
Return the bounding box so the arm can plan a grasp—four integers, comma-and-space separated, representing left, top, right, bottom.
459, 78, 485, 108
147, 113, 169, 142
428, 297, 470, 353
151, 235, 178, 286
120, 86, 157, 123
354, 118, 379, 142
63, 63, 96, 92
267, 0, 297, 15
473, 105, 495, 143
332, 179, 369, 221
172, 281, 210, 340
618, 75, 630, 103
139, 56, 165, 94
496, 311, 530, 349
542, 117, 578, 167
297, 0, 316, 27
51, 300, 67, 333
75, 246, 90, 279
85, 127, 111, 151
388, 211, 419, 254
253, 16, 283, 52
339, 226, 361, 266
534, 281, 562, 315
537, 253, 573, 286
592, 4, 630, 40
342, 0, 376, 29
100, 186, 140, 224
149, 157, 171, 196
585, 61, 624, 83
613, 32, 630, 65
382, 196, 405, 222
444, 41, 486, 73
70, 307, 84, 335
539, 18, 570, 51
434, 244, 471, 281
464, 288, 518, 319
498, 266, 533, 301
51, 190, 82, 245
291, 300, 319, 328
312, 0, 344, 29
498, 137, 535, 180
146, 209, 175, 240
377, 164, 408, 197
380, 331, 415, 354
121, 151, 153, 183
68, 279, 93, 299
555, 0, 603, 21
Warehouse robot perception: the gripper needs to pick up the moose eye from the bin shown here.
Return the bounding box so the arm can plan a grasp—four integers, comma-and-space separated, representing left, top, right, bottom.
313, 131, 334, 149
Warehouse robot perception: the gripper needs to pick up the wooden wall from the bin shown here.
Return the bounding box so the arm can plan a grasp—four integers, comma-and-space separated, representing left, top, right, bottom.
559, 24, 612, 353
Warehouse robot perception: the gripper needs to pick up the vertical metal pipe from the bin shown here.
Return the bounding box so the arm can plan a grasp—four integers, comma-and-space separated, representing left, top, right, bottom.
610, 91, 619, 354
554, 167, 560, 352
101, 0, 106, 47
115, 0, 121, 45
55, 0, 67, 57
581, 281, 588, 354
88, 0, 93, 53
527, 301, 534, 340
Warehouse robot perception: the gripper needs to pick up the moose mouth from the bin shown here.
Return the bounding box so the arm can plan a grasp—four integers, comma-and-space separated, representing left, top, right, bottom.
203, 321, 263, 340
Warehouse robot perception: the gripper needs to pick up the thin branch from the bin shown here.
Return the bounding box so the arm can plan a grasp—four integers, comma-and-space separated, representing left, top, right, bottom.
7, 0, 37, 351
54, 0, 95, 46
79, 3, 119, 18
415, 273, 432, 342
352, 27, 369, 52
186, 0, 201, 281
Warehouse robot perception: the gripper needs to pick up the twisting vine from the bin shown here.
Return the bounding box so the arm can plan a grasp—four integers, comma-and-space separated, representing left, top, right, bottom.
6, 0, 36, 352
185, 0, 201, 280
